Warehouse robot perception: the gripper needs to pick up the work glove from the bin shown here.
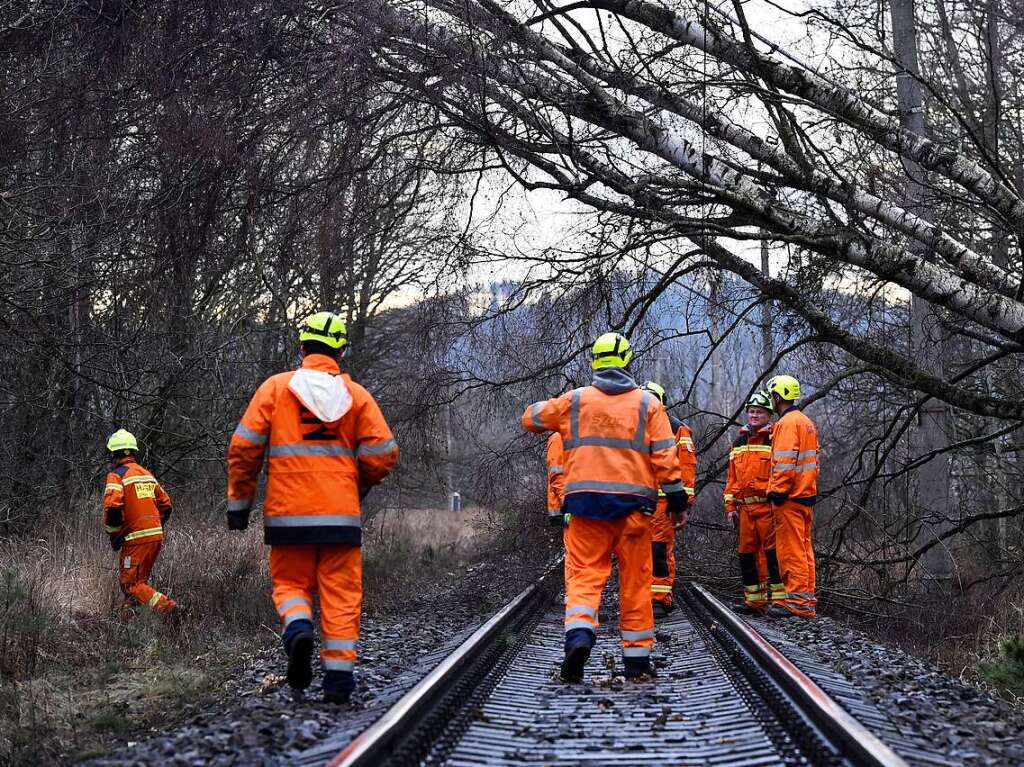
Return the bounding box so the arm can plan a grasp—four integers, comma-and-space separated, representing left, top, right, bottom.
358, 483, 372, 501
227, 509, 249, 531
727, 511, 739, 530
767, 492, 788, 506
547, 513, 563, 527
665, 490, 688, 515
110, 534, 125, 551
161, 507, 172, 525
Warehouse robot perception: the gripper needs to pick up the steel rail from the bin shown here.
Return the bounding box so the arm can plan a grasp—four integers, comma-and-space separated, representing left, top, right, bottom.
688, 583, 910, 767
327, 563, 558, 767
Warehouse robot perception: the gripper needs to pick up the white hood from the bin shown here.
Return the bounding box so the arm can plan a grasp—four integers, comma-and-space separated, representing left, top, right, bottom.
288, 368, 353, 424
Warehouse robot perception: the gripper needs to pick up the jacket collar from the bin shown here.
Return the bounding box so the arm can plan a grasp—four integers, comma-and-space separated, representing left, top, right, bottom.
592, 367, 638, 394
301, 353, 341, 375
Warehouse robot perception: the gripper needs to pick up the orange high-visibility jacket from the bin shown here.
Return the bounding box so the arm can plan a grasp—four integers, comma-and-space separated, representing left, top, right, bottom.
522, 369, 683, 519
671, 418, 697, 499
546, 432, 565, 520
724, 423, 773, 514
227, 354, 398, 546
767, 407, 819, 503
103, 458, 172, 543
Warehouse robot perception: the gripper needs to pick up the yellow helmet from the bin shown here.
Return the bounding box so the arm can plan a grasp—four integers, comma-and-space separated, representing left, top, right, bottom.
106, 429, 138, 453
591, 332, 633, 370
642, 381, 666, 404
766, 375, 801, 402
299, 311, 348, 350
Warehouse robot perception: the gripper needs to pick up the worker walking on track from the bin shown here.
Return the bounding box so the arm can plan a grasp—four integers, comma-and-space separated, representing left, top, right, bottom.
546, 431, 567, 528
641, 381, 695, 618
764, 375, 819, 619
102, 429, 177, 617
227, 311, 399, 703
522, 332, 688, 682
723, 390, 784, 614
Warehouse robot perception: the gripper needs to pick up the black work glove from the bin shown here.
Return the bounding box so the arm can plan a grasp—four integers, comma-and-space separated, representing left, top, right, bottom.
547, 513, 563, 527
227, 510, 250, 531
665, 490, 688, 515
110, 534, 124, 551
767, 492, 788, 506
161, 507, 172, 525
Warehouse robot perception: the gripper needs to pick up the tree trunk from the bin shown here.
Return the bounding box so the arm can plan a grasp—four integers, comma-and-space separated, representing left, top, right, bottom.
890, 0, 955, 584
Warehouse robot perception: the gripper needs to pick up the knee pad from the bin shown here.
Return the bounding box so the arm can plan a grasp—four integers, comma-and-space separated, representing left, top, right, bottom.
651, 542, 669, 577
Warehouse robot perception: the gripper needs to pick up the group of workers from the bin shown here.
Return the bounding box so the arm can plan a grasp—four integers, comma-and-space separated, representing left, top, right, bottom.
100, 316, 817, 700
528, 332, 819, 682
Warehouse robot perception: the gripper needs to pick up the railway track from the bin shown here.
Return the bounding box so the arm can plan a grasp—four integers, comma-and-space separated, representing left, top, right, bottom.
298, 568, 910, 767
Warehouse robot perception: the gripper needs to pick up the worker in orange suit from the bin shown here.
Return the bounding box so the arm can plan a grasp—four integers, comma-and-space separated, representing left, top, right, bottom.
764, 375, 820, 619
522, 332, 688, 682
546, 432, 568, 527
102, 429, 176, 617
227, 311, 399, 703
724, 390, 784, 614
641, 381, 696, 618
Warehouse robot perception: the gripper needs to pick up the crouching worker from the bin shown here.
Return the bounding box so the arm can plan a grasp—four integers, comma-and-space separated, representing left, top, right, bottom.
227, 312, 398, 703
723, 391, 783, 613
522, 332, 688, 683
103, 429, 176, 617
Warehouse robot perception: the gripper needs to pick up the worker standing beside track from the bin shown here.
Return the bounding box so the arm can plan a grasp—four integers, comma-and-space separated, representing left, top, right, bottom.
522, 332, 688, 682
641, 381, 696, 618
102, 429, 177, 617
546, 431, 567, 528
723, 390, 784, 614
227, 312, 399, 703
764, 375, 819, 619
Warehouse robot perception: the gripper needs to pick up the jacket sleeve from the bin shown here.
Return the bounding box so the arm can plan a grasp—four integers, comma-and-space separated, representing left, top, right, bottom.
647, 401, 683, 493
353, 390, 399, 487
546, 434, 564, 516
767, 417, 798, 497
103, 471, 125, 534
227, 377, 276, 514
724, 451, 738, 514
521, 394, 568, 433
155, 482, 172, 523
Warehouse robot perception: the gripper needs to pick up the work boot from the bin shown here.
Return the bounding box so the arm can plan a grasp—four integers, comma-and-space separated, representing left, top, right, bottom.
623, 656, 656, 680
282, 620, 315, 691
765, 604, 800, 620
731, 602, 763, 616
323, 669, 355, 704
560, 628, 594, 683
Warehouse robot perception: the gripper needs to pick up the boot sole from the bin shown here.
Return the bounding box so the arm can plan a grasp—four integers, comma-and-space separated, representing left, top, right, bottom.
286, 633, 315, 690
560, 644, 591, 683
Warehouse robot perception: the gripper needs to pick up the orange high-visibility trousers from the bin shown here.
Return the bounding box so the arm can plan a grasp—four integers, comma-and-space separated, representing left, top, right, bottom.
270, 544, 362, 672
118, 540, 173, 612
650, 498, 676, 606
563, 513, 654, 659
737, 503, 778, 609
772, 499, 816, 617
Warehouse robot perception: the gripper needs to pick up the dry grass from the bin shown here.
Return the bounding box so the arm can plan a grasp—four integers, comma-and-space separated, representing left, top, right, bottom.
0, 504, 274, 765
0, 498, 491, 765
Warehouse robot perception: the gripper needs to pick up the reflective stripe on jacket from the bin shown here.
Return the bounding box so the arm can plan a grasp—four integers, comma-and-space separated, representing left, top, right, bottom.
522, 369, 683, 520
767, 407, 819, 502
103, 459, 171, 542
546, 432, 565, 519
724, 423, 772, 514
227, 354, 399, 546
